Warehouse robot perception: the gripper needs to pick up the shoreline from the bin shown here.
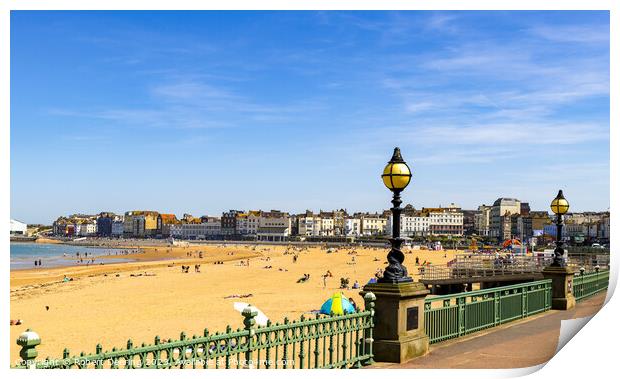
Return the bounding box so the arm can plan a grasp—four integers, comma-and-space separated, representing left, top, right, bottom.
10, 243, 263, 288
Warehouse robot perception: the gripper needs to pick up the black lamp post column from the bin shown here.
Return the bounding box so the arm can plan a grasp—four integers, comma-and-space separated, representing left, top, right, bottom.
379, 190, 413, 283
552, 214, 565, 267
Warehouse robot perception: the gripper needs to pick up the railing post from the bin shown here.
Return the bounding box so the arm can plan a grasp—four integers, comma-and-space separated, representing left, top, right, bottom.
457, 296, 466, 337
17, 329, 41, 369
521, 285, 528, 318
363, 292, 376, 366
494, 290, 501, 326
242, 305, 258, 369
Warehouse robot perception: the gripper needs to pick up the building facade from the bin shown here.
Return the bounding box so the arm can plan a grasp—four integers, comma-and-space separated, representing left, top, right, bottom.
10, 219, 27, 235
422, 205, 464, 236
489, 198, 521, 240
359, 213, 387, 236
256, 210, 291, 241
475, 205, 492, 236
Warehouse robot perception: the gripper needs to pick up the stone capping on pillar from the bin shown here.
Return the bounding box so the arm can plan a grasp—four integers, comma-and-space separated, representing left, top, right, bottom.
360, 281, 430, 364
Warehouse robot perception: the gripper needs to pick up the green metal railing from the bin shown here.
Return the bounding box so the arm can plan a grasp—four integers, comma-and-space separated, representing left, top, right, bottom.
424, 279, 552, 344
15, 293, 376, 369
573, 269, 609, 302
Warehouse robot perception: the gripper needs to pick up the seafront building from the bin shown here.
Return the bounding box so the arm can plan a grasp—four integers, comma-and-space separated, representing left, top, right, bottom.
424, 204, 464, 236
111, 220, 124, 237
475, 205, 492, 236
344, 218, 362, 236
123, 211, 160, 238
159, 214, 181, 238
46, 204, 608, 243
256, 210, 292, 241
358, 213, 387, 236
10, 219, 27, 235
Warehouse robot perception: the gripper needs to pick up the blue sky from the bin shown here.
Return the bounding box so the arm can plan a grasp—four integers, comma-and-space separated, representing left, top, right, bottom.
10, 11, 610, 224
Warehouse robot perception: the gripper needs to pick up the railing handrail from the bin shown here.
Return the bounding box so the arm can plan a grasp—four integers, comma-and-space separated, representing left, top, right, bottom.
425, 279, 552, 303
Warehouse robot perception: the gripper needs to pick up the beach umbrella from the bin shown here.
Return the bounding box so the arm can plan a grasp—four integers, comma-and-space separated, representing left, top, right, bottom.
320, 292, 355, 315
233, 303, 270, 326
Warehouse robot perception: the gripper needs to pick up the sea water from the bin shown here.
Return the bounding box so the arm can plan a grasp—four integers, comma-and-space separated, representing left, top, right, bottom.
10, 243, 133, 270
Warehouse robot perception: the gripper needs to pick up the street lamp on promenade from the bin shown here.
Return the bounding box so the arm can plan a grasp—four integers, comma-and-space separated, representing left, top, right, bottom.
542, 189, 575, 310
549, 190, 570, 267
379, 147, 413, 283
361, 147, 432, 362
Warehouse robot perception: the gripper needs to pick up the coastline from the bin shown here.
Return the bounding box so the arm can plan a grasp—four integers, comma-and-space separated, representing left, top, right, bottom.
10, 242, 262, 287
10, 242, 457, 364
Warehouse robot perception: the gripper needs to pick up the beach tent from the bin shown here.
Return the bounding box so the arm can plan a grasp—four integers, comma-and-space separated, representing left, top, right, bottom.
367, 278, 377, 284
233, 303, 270, 326
320, 292, 355, 315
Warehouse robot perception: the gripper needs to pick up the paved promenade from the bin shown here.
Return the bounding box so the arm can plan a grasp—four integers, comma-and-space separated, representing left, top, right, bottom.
376, 292, 607, 369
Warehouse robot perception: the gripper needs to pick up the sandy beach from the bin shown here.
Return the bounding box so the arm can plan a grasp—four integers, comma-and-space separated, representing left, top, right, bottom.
10, 242, 456, 365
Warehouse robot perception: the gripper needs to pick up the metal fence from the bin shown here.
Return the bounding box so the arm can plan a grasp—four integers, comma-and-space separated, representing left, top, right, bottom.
420, 255, 552, 281
573, 269, 610, 302
424, 279, 552, 344
566, 254, 610, 272
15, 293, 376, 369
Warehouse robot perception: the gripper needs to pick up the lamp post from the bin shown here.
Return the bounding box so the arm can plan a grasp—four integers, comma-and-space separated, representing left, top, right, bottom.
549, 190, 570, 267
361, 147, 431, 363
379, 147, 413, 283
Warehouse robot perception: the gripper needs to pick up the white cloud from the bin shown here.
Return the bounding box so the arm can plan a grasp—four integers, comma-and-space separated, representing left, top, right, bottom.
529, 25, 609, 44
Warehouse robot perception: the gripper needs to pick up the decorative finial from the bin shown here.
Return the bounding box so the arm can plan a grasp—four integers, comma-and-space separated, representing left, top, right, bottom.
390, 147, 404, 163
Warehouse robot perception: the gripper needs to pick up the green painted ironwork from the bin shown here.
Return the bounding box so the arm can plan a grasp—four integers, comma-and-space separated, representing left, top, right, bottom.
573, 269, 609, 302
424, 279, 552, 344
14, 292, 376, 369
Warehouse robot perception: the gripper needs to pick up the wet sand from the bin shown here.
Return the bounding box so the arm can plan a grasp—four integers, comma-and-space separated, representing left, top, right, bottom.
10, 243, 456, 365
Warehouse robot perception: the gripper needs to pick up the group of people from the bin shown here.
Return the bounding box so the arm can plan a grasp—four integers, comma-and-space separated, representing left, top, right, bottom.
180, 264, 201, 273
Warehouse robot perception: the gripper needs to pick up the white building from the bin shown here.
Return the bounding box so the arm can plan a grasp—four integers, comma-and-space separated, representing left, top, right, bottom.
475, 205, 492, 236
386, 214, 430, 237
10, 219, 27, 235
297, 212, 321, 236
344, 218, 361, 236
320, 217, 335, 236
171, 219, 221, 239
76, 221, 97, 236
257, 210, 291, 241
111, 221, 124, 237
419, 206, 464, 236
247, 211, 261, 235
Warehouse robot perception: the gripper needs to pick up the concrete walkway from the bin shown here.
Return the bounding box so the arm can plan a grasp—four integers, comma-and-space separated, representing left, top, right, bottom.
375, 292, 607, 369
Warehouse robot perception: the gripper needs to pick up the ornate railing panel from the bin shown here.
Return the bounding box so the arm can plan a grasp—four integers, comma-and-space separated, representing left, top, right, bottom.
424, 280, 552, 344
14, 293, 376, 369
573, 270, 609, 302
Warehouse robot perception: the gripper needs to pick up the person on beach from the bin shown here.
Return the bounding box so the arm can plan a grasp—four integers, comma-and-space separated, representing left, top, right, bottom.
38, 259, 42, 266
348, 297, 357, 310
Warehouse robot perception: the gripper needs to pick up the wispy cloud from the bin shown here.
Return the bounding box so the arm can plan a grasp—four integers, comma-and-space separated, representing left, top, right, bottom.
528, 24, 609, 44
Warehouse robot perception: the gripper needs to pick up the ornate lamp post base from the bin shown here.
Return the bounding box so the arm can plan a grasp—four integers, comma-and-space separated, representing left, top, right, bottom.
379, 242, 413, 284
361, 281, 429, 363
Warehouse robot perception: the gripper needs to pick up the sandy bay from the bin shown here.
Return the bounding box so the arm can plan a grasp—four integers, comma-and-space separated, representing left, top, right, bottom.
10, 241, 456, 364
